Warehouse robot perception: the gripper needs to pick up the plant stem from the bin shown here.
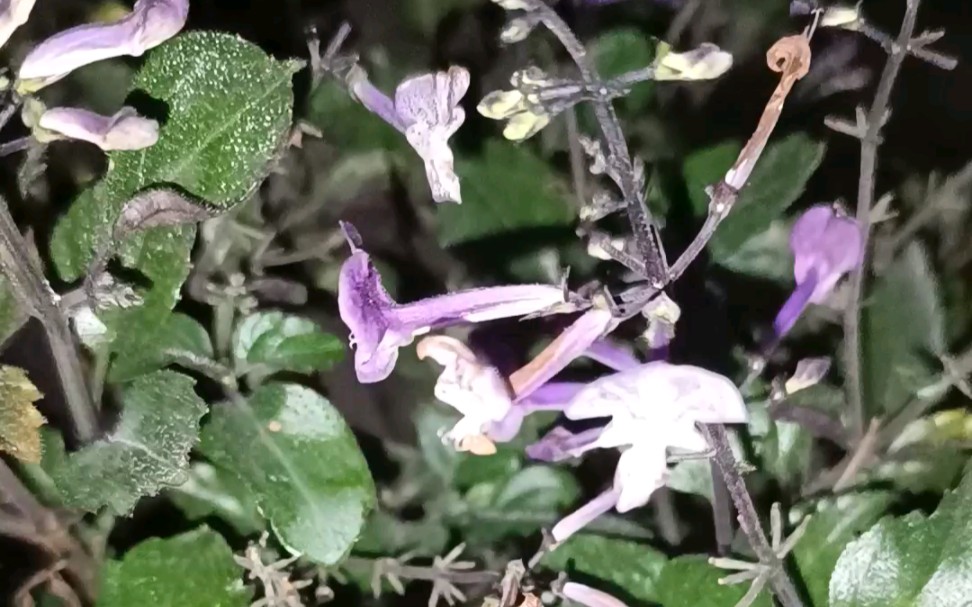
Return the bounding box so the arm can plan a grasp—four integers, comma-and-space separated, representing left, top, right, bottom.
701, 424, 805, 607
0, 197, 98, 442
843, 0, 923, 443
522, 0, 668, 285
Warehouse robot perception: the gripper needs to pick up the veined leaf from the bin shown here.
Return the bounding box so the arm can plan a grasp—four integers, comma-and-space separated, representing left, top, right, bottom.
49, 32, 298, 381
199, 383, 374, 565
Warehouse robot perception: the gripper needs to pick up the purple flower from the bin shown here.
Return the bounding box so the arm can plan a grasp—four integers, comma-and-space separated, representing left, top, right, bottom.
0, 0, 35, 51
550, 362, 746, 543
563, 582, 629, 607
509, 307, 619, 399
348, 65, 469, 203
337, 222, 565, 383
773, 204, 863, 337
584, 338, 640, 371
36, 106, 159, 151
17, 0, 188, 91
525, 426, 603, 462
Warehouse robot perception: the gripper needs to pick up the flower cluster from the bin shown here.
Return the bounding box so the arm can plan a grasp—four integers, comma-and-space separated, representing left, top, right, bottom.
4, 0, 188, 152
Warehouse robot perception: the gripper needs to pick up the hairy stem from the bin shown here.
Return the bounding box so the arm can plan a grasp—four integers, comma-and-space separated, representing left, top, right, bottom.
843, 0, 923, 443
0, 197, 98, 442
521, 0, 668, 284
702, 424, 805, 607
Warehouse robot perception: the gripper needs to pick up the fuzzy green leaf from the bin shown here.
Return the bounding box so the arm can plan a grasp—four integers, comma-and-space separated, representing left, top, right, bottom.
542, 535, 668, 604
47, 371, 206, 514
167, 462, 263, 536
49, 32, 297, 381
99, 527, 251, 607
656, 555, 773, 607
829, 464, 972, 607
199, 383, 374, 565
686, 134, 825, 263
437, 141, 574, 246
107, 312, 214, 382
232, 311, 344, 377
862, 242, 946, 418
792, 491, 893, 607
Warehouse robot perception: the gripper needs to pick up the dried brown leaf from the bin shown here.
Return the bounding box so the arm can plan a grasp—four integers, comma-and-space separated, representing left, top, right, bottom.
0, 365, 45, 462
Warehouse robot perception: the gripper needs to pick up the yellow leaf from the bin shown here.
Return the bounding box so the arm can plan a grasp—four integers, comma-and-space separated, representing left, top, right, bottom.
0, 365, 45, 462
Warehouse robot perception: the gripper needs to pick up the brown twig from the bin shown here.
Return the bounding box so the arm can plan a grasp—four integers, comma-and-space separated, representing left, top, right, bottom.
519, 0, 668, 286
701, 425, 805, 607
841, 0, 925, 444
0, 197, 98, 442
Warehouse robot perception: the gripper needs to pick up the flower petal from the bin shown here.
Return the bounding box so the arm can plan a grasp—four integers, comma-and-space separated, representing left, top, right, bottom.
654, 43, 733, 81
337, 240, 401, 383
551, 488, 619, 543
0, 0, 36, 51
563, 583, 629, 607
417, 335, 513, 449
510, 307, 618, 400
38, 106, 159, 151
614, 443, 668, 512
18, 0, 188, 90
790, 204, 863, 302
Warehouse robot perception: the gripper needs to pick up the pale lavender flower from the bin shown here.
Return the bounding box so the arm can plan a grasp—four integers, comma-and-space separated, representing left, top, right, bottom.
563, 582, 629, 607
584, 338, 640, 371
17, 0, 188, 91
36, 106, 159, 151
773, 204, 863, 337
526, 426, 603, 462
417, 335, 513, 454
417, 335, 585, 450
509, 307, 619, 399
550, 362, 746, 543
338, 222, 565, 383
348, 65, 469, 203
0, 0, 35, 51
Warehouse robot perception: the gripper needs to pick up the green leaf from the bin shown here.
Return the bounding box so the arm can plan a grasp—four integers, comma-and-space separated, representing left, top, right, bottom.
107, 312, 214, 382
829, 463, 972, 607
199, 382, 374, 565
686, 134, 825, 260
167, 462, 263, 536
47, 371, 206, 514
437, 140, 574, 246
308, 80, 409, 154
718, 218, 795, 283
656, 555, 772, 607
593, 28, 656, 112
542, 535, 668, 604
232, 311, 344, 378
791, 491, 893, 607
458, 465, 579, 541
862, 242, 945, 418
354, 509, 449, 557
99, 527, 251, 607
50, 31, 297, 381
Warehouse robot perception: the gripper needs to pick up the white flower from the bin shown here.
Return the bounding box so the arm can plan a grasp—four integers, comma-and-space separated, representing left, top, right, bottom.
551, 362, 746, 542
416, 335, 514, 454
